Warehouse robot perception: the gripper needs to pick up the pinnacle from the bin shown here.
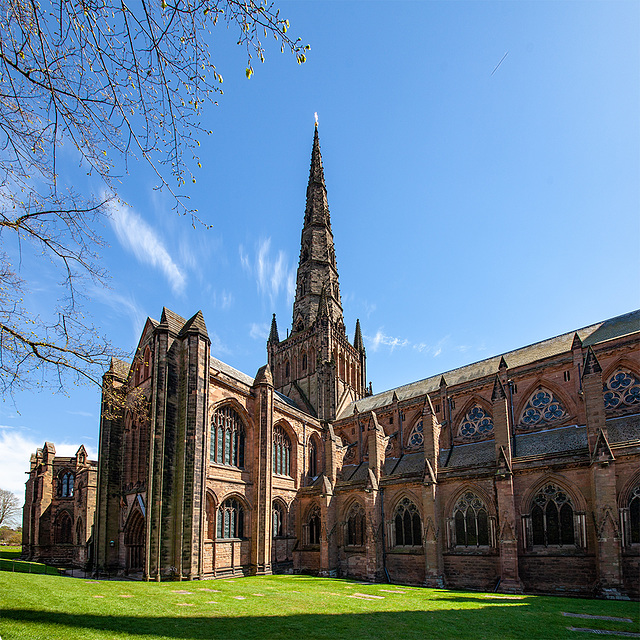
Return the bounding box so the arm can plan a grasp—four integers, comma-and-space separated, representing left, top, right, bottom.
354, 319, 365, 352
268, 313, 280, 344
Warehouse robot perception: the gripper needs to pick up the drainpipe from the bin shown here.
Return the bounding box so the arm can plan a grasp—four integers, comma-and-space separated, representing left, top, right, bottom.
507, 380, 516, 458
380, 486, 390, 583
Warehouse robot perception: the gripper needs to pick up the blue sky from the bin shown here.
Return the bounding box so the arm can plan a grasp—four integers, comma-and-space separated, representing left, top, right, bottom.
1, 1, 638, 504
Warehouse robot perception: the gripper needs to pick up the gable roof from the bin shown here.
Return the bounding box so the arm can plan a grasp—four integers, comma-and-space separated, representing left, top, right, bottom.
338, 309, 640, 419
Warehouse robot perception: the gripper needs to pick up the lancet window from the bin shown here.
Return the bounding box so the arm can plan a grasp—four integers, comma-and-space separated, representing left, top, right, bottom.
210, 406, 245, 468
603, 370, 640, 412
307, 505, 321, 545
309, 437, 318, 478
394, 498, 421, 547
519, 388, 568, 429
273, 502, 285, 537
458, 406, 494, 441
217, 498, 244, 539
58, 471, 74, 498
622, 485, 640, 546
273, 426, 292, 476
346, 503, 366, 546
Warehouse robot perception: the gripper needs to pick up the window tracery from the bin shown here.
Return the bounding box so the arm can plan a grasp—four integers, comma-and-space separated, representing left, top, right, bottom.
406, 419, 423, 449
273, 501, 285, 537
531, 484, 575, 546
346, 503, 366, 546
217, 498, 244, 539
519, 388, 568, 429
307, 505, 321, 545
273, 426, 292, 476
394, 498, 421, 546
458, 406, 493, 441
210, 406, 245, 468
603, 370, 640, 412
453, 492, 490, 546
628, 485, 640, 545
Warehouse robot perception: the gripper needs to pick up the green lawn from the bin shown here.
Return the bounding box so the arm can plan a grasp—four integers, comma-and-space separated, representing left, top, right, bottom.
0, 572, 637, 640
0, 546, 64, 576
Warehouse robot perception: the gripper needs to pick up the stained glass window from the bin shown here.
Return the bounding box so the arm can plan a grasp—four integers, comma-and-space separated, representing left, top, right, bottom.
217, 498, 244, 539
531, 484, 574, 546
453, 492, 490, 546
273, 426, 292, 476
630, 486, 640, 544
458, 406, 494, 440
519, 389, 568, 429
603, 370, 640, 411
394, 498, 421, 546
210, 406, 245, 468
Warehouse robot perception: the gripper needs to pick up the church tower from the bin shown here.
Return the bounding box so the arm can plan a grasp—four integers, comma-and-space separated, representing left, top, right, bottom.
267, 124, 367, 420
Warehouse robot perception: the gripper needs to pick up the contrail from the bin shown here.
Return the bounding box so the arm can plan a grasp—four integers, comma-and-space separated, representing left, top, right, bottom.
491, 51, 509, 76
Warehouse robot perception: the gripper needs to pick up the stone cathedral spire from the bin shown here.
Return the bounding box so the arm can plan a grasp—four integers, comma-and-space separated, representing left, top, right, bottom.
291, 124, 344, 333
266, 124, 366, 421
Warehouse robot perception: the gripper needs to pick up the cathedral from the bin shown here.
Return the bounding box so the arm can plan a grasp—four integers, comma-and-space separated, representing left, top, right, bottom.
22, 125, 640, 599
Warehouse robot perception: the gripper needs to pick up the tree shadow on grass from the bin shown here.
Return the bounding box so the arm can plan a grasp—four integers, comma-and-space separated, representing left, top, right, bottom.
0, 604, 573, 640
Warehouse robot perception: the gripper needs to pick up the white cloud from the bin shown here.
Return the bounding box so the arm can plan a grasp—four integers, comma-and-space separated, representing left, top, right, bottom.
368, 329, 410, 353
209, 332, 230, 356
239, 238, 295, 307
213, 289, 234, 311
249, 322, 269, 340
109, 198, 186, 295
0, 426, 98, 506
91, 286, 147, 340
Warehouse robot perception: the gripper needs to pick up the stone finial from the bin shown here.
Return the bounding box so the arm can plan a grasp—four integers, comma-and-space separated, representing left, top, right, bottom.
499, 356, 508, 370
268, 313, 280, 344
439, 376, 447, 389
354, 318, 365, 353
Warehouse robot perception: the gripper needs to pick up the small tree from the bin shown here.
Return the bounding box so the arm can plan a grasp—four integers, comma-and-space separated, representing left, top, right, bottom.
0, 489, 20, 527
0, 0, 308, 397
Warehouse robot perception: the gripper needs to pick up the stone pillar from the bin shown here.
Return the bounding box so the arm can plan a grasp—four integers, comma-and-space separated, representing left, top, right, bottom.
583, 347, 625, 598
251, 365, 274, 575
365, 413, 385, 582
421, 396, 444, 588
492, 375, 523, 593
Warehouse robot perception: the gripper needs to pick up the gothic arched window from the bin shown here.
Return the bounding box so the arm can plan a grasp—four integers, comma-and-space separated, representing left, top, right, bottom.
406, 419, 424, 449
629, 486, 640, 545
604, 370, 640, 412
273, 426, 292, 476
285, 361, 290, 380
273, 501, 285, 538
346, 503, 366, 546
453, 492, 490, 546
58, 471, 74, 498
531, 484, 575, 546
55, 511, 73, 544
309, 437, 318, 478
206, 494, 216, 540
519, 388, 568, 429
394, 498, 421, 546
217, 498, 244, 539
307, 505, 321, 545
210, 406, 245, 468
458, 406, 494, 441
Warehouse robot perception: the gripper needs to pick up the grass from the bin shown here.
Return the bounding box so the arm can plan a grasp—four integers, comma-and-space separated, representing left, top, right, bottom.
0, 546, 64, 576
0, 572, 638, 640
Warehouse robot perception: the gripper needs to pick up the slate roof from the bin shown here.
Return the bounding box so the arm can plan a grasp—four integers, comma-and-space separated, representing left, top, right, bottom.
606, 414, 640, 444
514, 424, 588, 458
178, 310, 208, 337
109, 357, 131, 379
210, 356, 254, 386
159, 307, 187, 334
338, 309, 640, 419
